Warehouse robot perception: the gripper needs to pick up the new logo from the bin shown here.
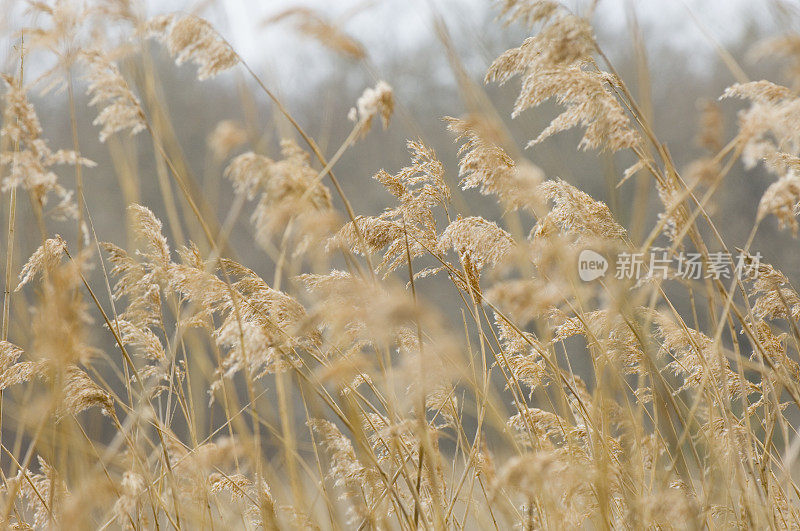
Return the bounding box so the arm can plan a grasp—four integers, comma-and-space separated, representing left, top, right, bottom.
578, 249, 608, 281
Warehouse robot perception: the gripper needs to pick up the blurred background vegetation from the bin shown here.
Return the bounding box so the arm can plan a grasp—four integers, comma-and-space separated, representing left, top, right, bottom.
1, 0, 798, 401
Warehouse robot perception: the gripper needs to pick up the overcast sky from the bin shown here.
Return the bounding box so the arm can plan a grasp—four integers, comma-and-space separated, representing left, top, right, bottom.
211, 0, 770, 66
0, 0, 785, 90
175, 0, 777, 97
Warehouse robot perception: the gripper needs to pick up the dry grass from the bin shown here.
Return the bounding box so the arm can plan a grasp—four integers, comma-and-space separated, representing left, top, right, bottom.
1, 0, 800, 528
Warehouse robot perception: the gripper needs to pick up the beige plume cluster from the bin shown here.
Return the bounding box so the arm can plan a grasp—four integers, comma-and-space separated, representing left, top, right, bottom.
3, 0, 800, 528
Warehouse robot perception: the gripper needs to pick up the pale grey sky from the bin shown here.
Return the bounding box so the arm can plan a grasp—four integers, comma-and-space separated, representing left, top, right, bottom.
210, 0, 767, 65
198, 0, 774, 90
0, 0, 780, 90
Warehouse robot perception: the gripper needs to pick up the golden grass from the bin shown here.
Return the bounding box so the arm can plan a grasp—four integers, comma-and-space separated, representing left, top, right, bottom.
1, 0, 800, 528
